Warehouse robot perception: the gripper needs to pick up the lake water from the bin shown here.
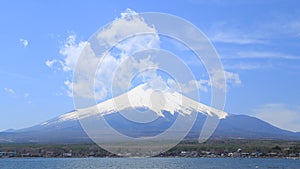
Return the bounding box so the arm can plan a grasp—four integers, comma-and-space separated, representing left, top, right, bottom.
0, 158, 299, 169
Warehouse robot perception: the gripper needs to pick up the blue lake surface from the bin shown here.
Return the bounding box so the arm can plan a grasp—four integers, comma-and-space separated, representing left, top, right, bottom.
0, 158, 300, 169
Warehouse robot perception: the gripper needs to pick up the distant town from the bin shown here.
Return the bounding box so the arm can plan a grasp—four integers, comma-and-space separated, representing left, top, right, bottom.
1, 139, 300, 159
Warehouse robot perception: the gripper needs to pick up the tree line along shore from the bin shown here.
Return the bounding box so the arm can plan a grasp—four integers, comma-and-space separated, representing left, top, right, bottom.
1, 139, 300, 158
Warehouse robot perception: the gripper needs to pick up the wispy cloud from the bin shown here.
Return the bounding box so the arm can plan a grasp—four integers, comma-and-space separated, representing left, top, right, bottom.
207, 19, 300, 73
285, 21, 300, 32
288, 21, 300, 37
259, 19, 300, 38
236, 51, 300, 60
0, 71, 34, 102
223, 62, 267, 70
0, 70, 33, 80
209, 18, 300, 45
211, 32, 267, 45
19, 38, 28, 48
253, 103, 300, 132
207, 21, 267, 45
24, 93, 30, 98
219, 51, 300, 71
4, 88, 16, 97
23, 93, 32, 104
45, 59, 60, 69
4, 88, 31, 103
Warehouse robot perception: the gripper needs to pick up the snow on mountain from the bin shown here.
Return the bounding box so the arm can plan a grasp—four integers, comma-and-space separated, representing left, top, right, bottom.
2, 84, 300, 143
57, 84, 228, 123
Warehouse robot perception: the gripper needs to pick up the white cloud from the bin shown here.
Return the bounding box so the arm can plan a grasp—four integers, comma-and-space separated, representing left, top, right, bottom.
45, 59, 61, 69
45, 34, 91, 97
166, 70, 240, 94
19, 38, 28, 48
120, 8, 138, 18
224, 71, 241, 86
59, 34, 88, 72
49, 9, 242, 100
173, 79, 209, 93
208, 70, 241, 90
48, 9, 160, 99
253, 103, 300, 132
96, 8, 158, 49
46, 34, 88, 71
92, 33, 160, 100
4, 88, 16, 96
112, 55, 158, 91
64, 80, 73, 97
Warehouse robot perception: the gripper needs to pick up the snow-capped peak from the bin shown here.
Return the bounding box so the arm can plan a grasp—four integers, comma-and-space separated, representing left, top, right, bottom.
58, 84, 227, 122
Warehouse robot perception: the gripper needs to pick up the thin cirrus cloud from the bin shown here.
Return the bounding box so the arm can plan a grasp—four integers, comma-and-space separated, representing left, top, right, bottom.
210, 32, 267, 45
217, 51, 300, 71
207, 19, 300, 72
222, 61, 267, 70
4, 88, 30, 100
219, 51, 300, 61
207, 21, 267, 45
4, 88, 16, 97
236, 51, 300, 60
209, 19, 300, 45
259, 20, 300, 38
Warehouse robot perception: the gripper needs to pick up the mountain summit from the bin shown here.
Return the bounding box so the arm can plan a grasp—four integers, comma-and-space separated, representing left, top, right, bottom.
1, 84, 300, 143
58, 84, 227, 124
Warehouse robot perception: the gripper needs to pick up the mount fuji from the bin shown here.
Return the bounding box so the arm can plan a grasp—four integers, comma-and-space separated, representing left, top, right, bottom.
1, 84, 300, 143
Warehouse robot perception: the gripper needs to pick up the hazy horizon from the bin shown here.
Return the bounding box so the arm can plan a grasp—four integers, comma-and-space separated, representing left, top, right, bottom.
0, 0, 300, 134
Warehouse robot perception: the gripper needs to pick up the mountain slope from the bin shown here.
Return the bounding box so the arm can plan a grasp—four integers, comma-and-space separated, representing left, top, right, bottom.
1, 84, 300, 143
213, 115, 300, 140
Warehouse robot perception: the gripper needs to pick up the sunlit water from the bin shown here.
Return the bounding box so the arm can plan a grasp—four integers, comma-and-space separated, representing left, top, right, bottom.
0, 158, 299, 169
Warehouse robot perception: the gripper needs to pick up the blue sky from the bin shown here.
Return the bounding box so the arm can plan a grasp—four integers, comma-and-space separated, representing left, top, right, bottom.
0, 0, 300, 132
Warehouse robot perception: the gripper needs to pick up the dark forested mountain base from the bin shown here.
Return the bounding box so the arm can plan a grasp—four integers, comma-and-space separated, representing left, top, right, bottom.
1, 139, 300, 158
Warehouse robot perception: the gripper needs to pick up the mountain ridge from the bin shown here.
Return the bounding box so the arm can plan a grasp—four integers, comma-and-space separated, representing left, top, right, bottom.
1, 113, 300, 143
1, 84, 299, 143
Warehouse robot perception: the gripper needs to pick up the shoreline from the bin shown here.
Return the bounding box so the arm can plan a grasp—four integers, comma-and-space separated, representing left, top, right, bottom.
1, 156, 300, 160
1, 139, 300, 159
